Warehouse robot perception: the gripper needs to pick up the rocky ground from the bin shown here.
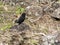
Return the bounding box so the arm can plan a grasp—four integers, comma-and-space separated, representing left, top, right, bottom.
0, 0, 60, 45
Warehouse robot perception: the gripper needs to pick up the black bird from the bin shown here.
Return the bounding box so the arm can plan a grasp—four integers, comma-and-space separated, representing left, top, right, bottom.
15, 13, 26, 25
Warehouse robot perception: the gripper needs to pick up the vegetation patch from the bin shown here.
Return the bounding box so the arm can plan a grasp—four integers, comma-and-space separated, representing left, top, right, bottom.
16, 6, 25, 15
0, 23, 13, 30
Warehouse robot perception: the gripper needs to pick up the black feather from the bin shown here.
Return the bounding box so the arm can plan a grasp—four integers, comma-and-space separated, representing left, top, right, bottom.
15, 13, 26, 25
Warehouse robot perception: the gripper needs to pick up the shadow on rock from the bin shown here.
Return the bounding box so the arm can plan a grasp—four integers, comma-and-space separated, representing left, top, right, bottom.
10, 23, 30, 31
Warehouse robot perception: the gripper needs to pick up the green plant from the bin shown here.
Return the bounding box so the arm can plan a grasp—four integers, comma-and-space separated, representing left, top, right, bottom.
16, 6, 25, 14
0, 23, 13, 30
0, 1, 3, 6
29, 39, 38, 45
0, 6, 5, 13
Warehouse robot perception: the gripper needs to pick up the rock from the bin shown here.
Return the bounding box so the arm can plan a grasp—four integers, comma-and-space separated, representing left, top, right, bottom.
51, 8, 60, 19
54, 32, 60, 45
43, 2, 60, 15
55, 42, 60, 45
51, 2, 60, 9
24, 0, 39, 5
26, 6, 43, 22
10, 23, 30, 31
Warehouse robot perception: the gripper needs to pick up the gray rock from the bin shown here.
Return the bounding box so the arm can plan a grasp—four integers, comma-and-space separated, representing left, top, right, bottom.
26, 6, 43, 16
51, 8, 60, 19
43, 2, 60, 15
51, 2, 60, 10
10, 23, 30, 31
55, 42, 60, 45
